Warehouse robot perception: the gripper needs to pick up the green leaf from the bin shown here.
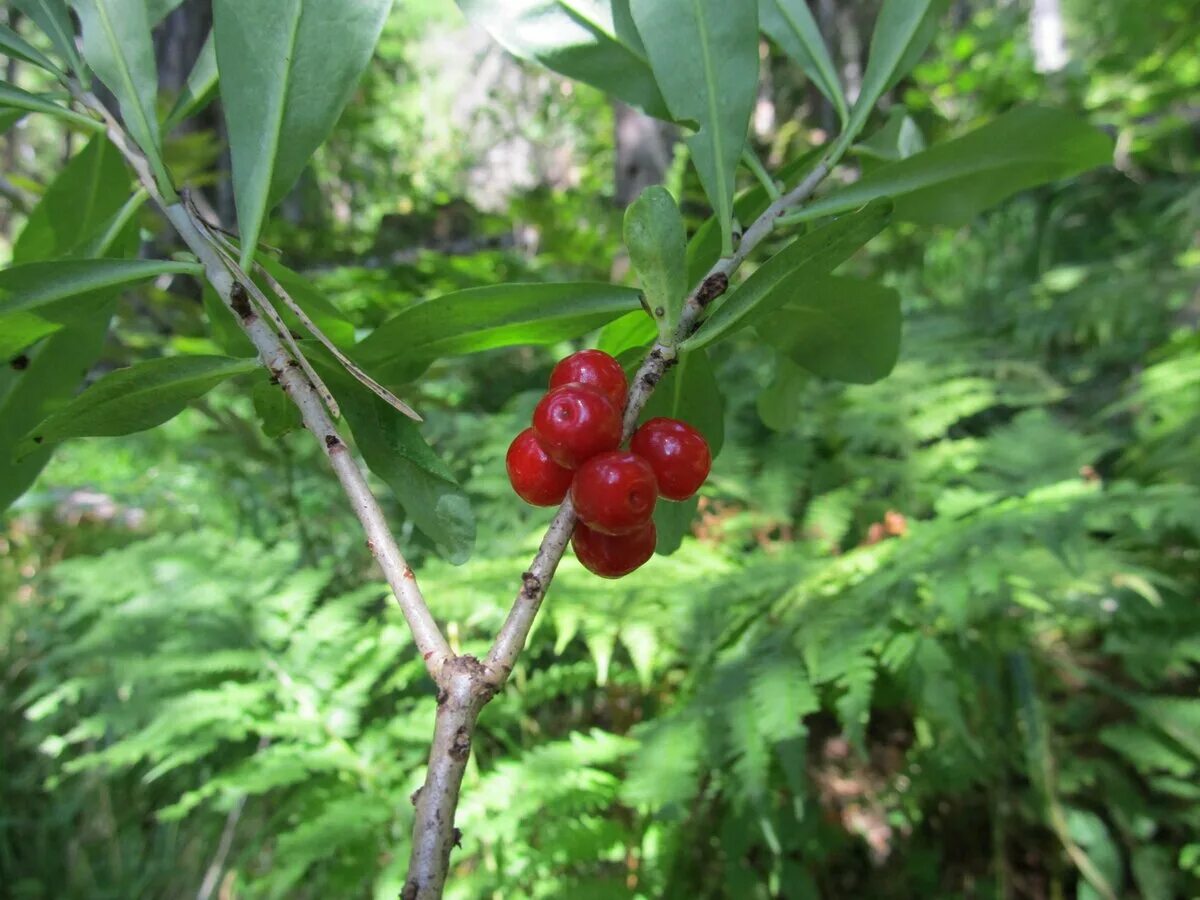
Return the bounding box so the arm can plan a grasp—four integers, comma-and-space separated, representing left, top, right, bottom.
846, 0, 950, 139
1, 133, 138, 512
758, 275, 901, 384
315, 356, 475, 564
682, 198, 892, 351
214, 0, 393, 267
0, 82, 102, 131
145, 0, 184, 24
0, 311, 114, 510
758, 0, 846, 125
163, 31, 217, 131
251, 375, 302, 438
0, 258, 202, 358
756, 353, 808, 431
653, 496, 699, 556
17, 355, 257, 456
632, 0, 759, 256
791, 107, 1114, 226
257, 259, 357, 350
855, 105, 926, 162
456, 0, 670, 120
12, 0, 84, 77
70, 0, 174, 195
0, 23, 65, 76
624, 186, 687, 342
0, 109, 23, 134
357, 282, 642, 383
596, 309, 657, 358
641, 348, 724, 555
14, 134, 131, 262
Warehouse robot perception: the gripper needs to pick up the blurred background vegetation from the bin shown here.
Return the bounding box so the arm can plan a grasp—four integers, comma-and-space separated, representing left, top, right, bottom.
2, 0, 1199, 897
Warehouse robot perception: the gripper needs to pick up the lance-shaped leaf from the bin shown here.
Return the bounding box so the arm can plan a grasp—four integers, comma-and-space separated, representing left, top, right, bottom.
315, 355, 476, 565
682, 198, 893, 351
0, 82, 102, 131
214, 0, 393, 267
456, 0, 669, 120
758, 0, 846, 125
71, 0, 173, 195
17, 355, 257, 456
164, 31, 217, 131
640, 347, 724, 554
16, 135, 132, 264
0, 258, 202, 358
786, 107, 1113, 226
758, 275, 902, 384
632, 0, 758, 256
846, 0, 950, 138
0, 315, 113, 510
1, 134, 137, 512
624, 186, 687, 342
357, 282, 643, 383
12, 0, 83, 77
0, 23, 65, 76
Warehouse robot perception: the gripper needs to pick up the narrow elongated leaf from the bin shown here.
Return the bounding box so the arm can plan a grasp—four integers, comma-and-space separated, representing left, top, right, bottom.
0, 258, 202, 358
0, 82, 102, 131
214, 0, 393, 267
682, 198, 893, 351
314, 356, 475, 565
624, 186, 687, 342
163, 31, 217, 131
788, 107, 1114, 226
855, 106, 926, 162
0, 312, 114, 510
847, 0, 950, 137
456, 0, 669, 119
357, 282, 642, 382
758, 0, 846, 124
0, 109, 23, 134
757, 275, 901, 384
632, 0, 758, 255
70, 0, 174, 195
257, 259, 357, 350
1, 134, 137, 512
597, 309, 657, 358
12, 0, 83, 76
14, 134, 131, 262
641, 347, 724, 555
17, 355, 257, 456
0, 23, 64, 75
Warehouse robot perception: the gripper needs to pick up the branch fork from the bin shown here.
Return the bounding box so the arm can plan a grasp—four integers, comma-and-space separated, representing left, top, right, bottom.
75, 85, 839, 899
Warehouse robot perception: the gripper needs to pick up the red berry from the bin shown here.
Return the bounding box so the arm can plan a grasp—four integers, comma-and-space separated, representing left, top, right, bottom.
532, 383, 622, 469
571, 450, 658, 535
629, 417, 712, 501
506, 428, 574, 506
550, 350, 628, 410
572, 520, 656, 578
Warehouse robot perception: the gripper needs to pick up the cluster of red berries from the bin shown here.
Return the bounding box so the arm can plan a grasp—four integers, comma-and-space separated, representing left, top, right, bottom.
506, 350, 712, 579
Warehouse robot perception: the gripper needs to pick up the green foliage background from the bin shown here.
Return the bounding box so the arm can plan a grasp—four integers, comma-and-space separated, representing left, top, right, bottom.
2, 1, 1199, 898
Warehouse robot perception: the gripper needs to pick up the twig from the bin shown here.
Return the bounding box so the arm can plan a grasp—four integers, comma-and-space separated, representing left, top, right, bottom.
254, 260, 423, 421
403, 153, 841, 898
483, 156, 834, 683
75, 91, 454, 681
75, 78, 844, 899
